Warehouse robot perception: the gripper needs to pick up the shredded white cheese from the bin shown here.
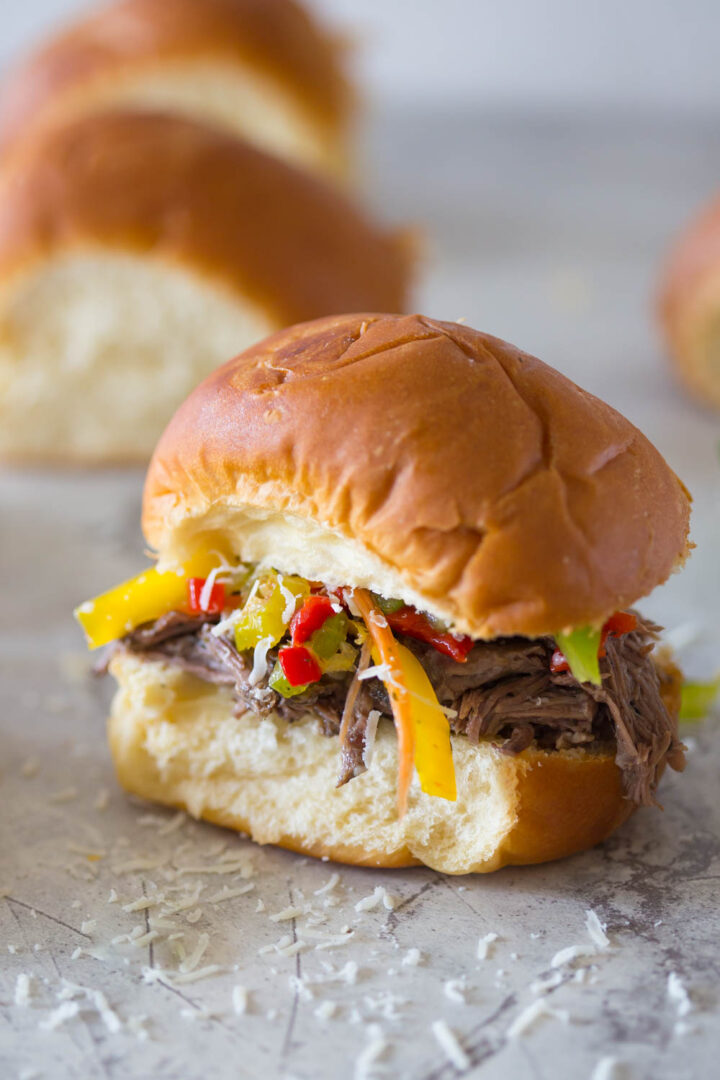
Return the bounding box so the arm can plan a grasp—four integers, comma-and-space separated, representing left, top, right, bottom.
270, 905, 305, 923
507, 999, 570, 1038
232, 985, 249, 1015
591, 1057, 622, 1080
249, 636, 274, 686
667, 972, 693, 1016
276, 573, 299, 624
550, 944, 596, 968
402, 948, 422, 967
431, 1019, 469, 1069
315, 999, 338, 1021
180, 932, 210, 973
40, 1001, 80, 1031
14, 973, 34, 1006
207, 884, 254, 904
443, 978, 468, 1004
354, 1024, 389, 1080
354, 886, 395, 913
477, 932, 499, 960
313, 873, 340, 897
585, 909, 610, 950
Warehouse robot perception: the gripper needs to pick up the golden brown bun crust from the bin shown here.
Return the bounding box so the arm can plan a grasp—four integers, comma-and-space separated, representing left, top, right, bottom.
658, 193, 720, 409
0, 113, 409, 326
144, 313, 691, 638
0, 0, 350, 151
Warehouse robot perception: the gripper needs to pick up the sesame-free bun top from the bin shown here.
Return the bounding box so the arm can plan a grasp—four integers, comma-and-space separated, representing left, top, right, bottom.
0, 0, 351, 177
143, 313, 691, 639
0, 111, 409, 329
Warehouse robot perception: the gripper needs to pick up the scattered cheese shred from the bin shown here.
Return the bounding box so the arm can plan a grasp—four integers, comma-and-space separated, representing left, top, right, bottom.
14, 973, 34, 1006
667, 972, 693, 1016
477, 932, 499, 960
507, 999, 570, 1038
550, 944, 596, 968
232, 985, 249, 1015
431, 1019, 470, 1069
585, 909, 610, 950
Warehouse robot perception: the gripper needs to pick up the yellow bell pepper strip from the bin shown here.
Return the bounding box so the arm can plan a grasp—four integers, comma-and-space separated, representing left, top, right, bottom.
394, 641, 457, 802
353, 588, 415, 816
233, 571, 309, 652
354, 589, 457, 812
679, 677, 720, 721
553, 626, 603, 686
74, 550, 220, 650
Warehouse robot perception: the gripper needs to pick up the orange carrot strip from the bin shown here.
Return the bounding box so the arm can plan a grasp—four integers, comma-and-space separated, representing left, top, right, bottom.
352, 588, 415, 817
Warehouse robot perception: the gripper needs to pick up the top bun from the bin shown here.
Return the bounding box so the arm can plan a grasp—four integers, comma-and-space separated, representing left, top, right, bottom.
143, 313, 691, 639
0, 0, 351, 178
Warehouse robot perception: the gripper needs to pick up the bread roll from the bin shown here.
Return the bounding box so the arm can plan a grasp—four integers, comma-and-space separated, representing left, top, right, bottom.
0, 0, 352, 179
97, 313, 688, 872
0, 115, 410, 463
144, 313, 691, 640
659, 193, 720, 410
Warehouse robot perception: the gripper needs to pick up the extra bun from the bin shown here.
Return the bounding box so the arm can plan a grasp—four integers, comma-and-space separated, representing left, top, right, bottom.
109, 654, 637, 874
659, 193, 720, 410
144, 313, 691, 640
0, 0, 351, 179
0, 115, 409, 463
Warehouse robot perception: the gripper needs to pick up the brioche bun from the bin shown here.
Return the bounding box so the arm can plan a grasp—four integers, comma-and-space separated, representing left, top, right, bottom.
0, 116, 409, 463
144, 312, 691, 640
659, 193, 720, 410
0, 0, 351, 179
109, 653, 639, 874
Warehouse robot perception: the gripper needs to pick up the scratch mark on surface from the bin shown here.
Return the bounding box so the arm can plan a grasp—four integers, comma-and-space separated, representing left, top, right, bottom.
6, 895, 92, 940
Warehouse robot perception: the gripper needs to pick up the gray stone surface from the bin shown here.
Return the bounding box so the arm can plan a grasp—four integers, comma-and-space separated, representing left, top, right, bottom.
1, 109, 719, 1079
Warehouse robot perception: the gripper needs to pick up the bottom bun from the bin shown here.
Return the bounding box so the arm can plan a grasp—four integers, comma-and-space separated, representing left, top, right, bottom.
107, 654, 636, 874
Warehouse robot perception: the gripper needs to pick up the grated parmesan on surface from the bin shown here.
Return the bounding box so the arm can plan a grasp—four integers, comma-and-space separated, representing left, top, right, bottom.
507, 999, 570, 1038
585, 909, 610, 950
354, 1023, 389, 1080
477, 932, 499, 960
550, 944, 596, 968
402, 948, 422, 967
314, 873, 341, 896
232, 985, 250, 1015
431, 1019, 470, 1070
591, 1057, 622, 1080
14, 973, 35, 1006
667, 972, 693, 1016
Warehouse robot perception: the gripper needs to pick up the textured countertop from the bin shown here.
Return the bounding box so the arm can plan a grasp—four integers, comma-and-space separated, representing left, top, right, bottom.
1, 107, 719, 1079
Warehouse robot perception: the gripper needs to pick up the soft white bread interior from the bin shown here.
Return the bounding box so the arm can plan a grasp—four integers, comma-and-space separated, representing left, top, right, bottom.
0, 0, 352, 179
0, 115, 410, 463
0, 253, 274, 462
108, 653, 633, 874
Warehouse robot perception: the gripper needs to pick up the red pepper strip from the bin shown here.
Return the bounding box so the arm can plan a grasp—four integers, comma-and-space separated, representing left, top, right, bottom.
279, 645, 322, 687
551, 611, 638, 673
386, 607, 474, 663
599, 611, 638, 655
290, 595, 335, 644
187, 577, 226, 615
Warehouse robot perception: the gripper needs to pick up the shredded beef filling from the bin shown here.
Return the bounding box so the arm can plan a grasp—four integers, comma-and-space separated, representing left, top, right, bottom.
113, 612, 685, 807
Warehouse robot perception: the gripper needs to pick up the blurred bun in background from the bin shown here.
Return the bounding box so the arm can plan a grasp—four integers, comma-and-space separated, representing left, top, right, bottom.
0, 110, 411, 463
0, 0, 353, 180
659, 192, 720, 411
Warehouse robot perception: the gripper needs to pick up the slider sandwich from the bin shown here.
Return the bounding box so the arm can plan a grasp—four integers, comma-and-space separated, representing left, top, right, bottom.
76, 314, 690, 873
